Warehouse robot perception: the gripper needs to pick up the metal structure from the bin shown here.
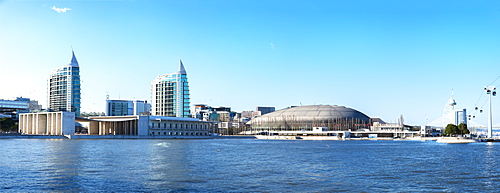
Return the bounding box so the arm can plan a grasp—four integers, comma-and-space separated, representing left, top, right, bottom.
442, 90, 456, 128
485, 86, 496, 138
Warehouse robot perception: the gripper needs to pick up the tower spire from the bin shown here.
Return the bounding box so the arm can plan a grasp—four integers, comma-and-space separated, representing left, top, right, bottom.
69, 49, 79, 67
178, 59, 186, 74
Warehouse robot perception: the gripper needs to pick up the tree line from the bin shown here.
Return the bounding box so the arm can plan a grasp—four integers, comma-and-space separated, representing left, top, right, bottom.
444, 123, 469, 136
0, 118, 18, 132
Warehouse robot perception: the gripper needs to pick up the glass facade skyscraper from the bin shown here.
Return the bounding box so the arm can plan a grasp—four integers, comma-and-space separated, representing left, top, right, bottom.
47, 51, 81, 117
151, 60, 190, 117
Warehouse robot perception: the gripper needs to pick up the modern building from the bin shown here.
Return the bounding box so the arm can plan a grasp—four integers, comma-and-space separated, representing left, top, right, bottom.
19, 112, 76, 135
151, 60, 190, 117
256, 106, 275, 115
47, 51, 81, 117
248, 105, 421, 138
455, 109, 467, 125
18, 112, 215, 137
0, 97, 42, 118
105, 99, 151, 116
248, 105, 372, 133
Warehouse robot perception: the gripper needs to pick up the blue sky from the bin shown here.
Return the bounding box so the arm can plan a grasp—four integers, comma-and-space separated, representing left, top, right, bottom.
1, 0, 500, 126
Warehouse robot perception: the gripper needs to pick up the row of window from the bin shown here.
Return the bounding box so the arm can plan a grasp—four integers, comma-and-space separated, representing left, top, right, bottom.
151, 122, 210, 130
150, 132, 210, 136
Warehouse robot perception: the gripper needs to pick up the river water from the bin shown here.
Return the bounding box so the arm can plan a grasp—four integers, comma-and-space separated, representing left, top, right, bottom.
1, 138, 499, 192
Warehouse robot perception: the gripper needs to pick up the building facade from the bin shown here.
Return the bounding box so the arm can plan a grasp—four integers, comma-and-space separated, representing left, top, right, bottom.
18, 112, 214, 137
0, 97, 42, 118
19, 112, 76, 135
455, 109, 467, 125
256, 106, 275, 115
47, 51, 81, 117
105, 99, 151, 116
151, 60, 190, 117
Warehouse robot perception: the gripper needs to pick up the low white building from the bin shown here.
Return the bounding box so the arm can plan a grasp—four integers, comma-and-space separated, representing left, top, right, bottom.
19, 112, 215, 137
19, 112, 75, 135
147, 116, 214, 136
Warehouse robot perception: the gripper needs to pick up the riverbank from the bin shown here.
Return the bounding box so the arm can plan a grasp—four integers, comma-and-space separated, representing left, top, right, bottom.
2, 134, 500, 142
0, 134, 257, 140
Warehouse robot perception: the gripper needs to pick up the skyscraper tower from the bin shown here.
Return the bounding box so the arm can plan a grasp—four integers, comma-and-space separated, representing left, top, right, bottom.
47, 51, 81, 117
151, 60, 190, 117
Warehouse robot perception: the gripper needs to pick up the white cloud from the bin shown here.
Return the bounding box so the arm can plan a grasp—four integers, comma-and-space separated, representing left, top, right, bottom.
52, 6, 72, 13
270, 43, 275, 49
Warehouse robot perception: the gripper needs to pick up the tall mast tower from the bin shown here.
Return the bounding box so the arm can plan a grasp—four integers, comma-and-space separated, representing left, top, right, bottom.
442, 90, 457, 128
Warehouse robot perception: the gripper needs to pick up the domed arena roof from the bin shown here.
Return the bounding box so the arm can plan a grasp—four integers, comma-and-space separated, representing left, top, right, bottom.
252, 105, 370, 121
248, 105, 371, 131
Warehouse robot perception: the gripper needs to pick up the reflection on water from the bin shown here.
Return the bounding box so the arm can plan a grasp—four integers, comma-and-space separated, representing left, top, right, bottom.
1, 139, 500, 192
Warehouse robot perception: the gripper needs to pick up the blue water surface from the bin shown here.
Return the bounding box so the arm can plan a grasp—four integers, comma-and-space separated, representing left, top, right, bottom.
1, 139, 499, 192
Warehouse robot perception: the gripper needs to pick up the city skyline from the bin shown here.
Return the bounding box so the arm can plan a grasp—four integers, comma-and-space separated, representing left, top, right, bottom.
1, 1, 500, 125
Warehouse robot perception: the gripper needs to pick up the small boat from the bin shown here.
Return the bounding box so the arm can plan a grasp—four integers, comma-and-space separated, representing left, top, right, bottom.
436, 137, 476, 144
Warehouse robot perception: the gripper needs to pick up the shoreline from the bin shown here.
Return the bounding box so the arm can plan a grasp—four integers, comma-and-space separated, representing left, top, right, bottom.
2, 134, 499, 142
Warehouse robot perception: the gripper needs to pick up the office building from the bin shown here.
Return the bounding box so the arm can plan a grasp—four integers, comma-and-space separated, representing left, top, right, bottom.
151, 60, 190, 117
47, 51, 81, 117
256, 106, 275, 115
0, 97, 42, 118
455, 109, 467, 125
105, 99, 151, 116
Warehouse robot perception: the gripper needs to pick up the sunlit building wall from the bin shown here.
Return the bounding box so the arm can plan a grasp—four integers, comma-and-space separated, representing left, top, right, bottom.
151, 60, 190, 117
455, 109, 467, 125
106, 99, 151, 116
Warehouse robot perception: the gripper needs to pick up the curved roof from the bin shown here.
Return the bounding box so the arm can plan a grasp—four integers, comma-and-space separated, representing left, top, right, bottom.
250, 105, 370, 123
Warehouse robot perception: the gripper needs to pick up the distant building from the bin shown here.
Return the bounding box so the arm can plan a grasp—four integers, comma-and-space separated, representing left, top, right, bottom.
47, 51, 81, 117
0, 97, 42, 118
455, 109, 467, 125
213, 106, 231, 112
191, 104, 234, 122
105, 99, 151, 116
151, 60, 190, 117
256, 106, 275, 115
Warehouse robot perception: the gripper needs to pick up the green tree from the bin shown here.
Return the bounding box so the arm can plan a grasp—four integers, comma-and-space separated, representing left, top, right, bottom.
0, 117, 18, 132
458, 123, 470, 134
444, 124, 459, 135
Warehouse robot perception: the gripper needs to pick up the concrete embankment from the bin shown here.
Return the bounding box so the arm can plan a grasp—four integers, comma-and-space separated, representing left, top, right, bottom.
1, 134, 257, 140
66, 135, 216, 139
215, 135, 256, 139
0, 134, 67, 139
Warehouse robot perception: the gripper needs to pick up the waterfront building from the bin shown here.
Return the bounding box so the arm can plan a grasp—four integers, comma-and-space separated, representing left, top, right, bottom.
248, 105, 372, 132
47, 51, 81, 117
151, 60, 190, 117
105, 99, 151, 116
146, 116, 214, 136
248, 105, 420, 138
18, 112, 215, 137
19, 112, 76, 135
